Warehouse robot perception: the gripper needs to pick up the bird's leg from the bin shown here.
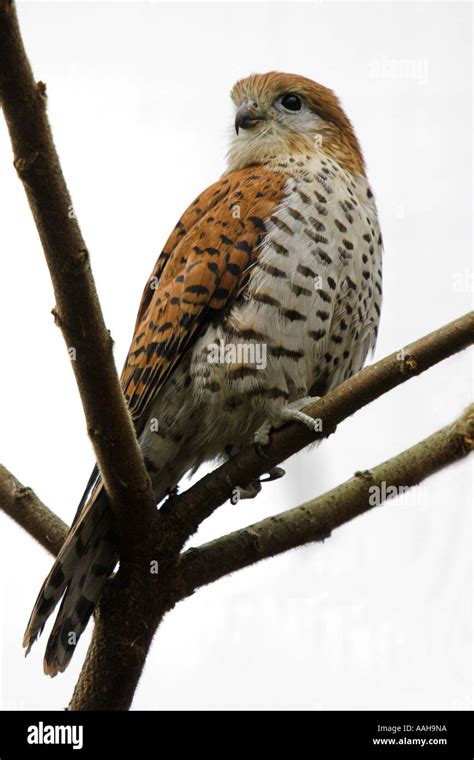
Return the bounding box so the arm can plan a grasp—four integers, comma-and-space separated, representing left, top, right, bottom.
229, 397, 321, 499
224, 445, 286, 503
254, 396, 321, 447
230, 480, 261, 503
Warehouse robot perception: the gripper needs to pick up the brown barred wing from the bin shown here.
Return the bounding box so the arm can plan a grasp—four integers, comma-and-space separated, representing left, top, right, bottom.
120, 168, 288, 425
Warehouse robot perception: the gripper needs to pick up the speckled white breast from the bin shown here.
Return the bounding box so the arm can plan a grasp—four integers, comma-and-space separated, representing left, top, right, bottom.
140, 152, 382, 500
191, 155, 381, 418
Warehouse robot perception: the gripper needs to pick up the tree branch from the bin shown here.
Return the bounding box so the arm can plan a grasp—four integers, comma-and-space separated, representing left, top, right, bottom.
177, 406, 474, 597
0, 0, 155, 553
0, 465, 67, 556
168, 312, 473, 539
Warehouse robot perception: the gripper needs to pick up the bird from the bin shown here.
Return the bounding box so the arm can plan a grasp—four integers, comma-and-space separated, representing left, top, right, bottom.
23, 71, 383, 676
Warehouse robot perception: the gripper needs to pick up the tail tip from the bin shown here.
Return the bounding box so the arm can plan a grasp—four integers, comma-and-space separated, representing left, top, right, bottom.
22, 630, 34, 657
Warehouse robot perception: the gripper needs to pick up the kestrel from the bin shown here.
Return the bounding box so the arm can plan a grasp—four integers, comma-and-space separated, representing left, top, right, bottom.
24, 72, 383, 675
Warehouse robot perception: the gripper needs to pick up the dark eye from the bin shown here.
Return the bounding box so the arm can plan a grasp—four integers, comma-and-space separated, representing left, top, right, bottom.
280, 93, 302, 112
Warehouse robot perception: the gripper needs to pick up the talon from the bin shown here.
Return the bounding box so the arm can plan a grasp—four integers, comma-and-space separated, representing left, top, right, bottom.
280, 397, 322, 434
253, 418, 273, 447
259, 466, 285, 483
253, 396, 322, 454
231, 480, 262, 501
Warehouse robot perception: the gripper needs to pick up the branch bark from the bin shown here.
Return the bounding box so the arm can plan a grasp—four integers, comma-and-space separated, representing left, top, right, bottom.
0, 0, 155, 553
0, 465, 67, 556
177, 405, 474, 597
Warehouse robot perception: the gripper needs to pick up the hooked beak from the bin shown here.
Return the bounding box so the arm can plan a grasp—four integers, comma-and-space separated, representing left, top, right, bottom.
235, 104, 266, 135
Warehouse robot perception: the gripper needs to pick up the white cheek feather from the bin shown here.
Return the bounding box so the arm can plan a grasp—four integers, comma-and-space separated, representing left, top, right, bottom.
226, 106, 324, 174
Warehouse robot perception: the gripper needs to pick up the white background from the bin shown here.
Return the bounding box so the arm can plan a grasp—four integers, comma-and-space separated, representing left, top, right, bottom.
0, 1, 472, 710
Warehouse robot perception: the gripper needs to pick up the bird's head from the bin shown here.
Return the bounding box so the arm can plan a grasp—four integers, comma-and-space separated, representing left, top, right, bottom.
226, 72, 365, 176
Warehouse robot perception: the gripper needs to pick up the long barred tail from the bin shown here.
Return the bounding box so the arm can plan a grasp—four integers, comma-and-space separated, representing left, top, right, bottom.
23, 471, 117, 677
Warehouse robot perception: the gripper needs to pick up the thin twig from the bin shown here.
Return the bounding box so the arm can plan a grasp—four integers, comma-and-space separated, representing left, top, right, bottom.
0, 465, 67, 556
